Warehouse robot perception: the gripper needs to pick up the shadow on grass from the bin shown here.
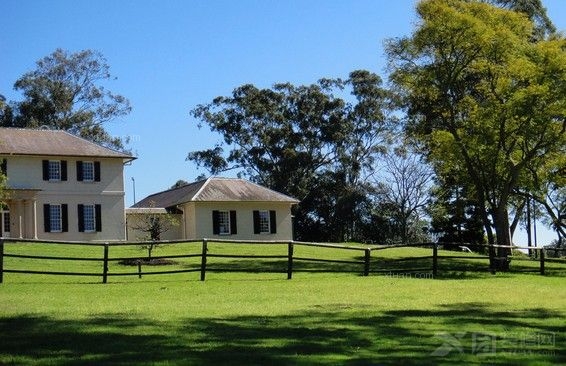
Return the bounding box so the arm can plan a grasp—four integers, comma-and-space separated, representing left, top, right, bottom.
1, 304, 564, 365
196, 253, 566, 280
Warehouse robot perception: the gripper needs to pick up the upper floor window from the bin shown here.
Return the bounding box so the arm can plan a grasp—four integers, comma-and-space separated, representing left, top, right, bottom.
83, 162, 94, 181
49, 161, 61, 181
76, 161, 101, 182
42, 160, 67, 181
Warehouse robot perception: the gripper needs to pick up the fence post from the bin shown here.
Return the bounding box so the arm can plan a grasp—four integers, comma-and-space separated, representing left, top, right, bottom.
432, 243, 438, 278
287, 242, 294, 280
540, 248, 545, 276
363, 248, 371, 276
137, 260, 142, 279
102, 243, 109, 284
200, 239, 208, 281
0, 238, 4, 284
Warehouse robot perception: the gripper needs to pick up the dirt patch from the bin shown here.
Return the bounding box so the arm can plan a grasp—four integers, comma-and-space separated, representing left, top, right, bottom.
118, 258, 177, 266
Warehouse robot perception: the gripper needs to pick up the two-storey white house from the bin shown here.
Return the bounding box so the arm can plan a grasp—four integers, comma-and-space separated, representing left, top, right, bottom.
0, 127, 135, 241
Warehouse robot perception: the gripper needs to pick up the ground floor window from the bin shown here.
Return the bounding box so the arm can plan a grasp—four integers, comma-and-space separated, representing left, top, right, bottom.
253, 210, 277, 234
43, 204, 68, 233
78, 204, 102, 232
212, 210, 237, 235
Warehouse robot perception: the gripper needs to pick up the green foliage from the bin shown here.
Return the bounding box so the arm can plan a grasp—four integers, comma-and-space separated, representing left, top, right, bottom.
387, 0, 566, 252
5, 49, 131, 150
189, 70, 393, 241
486, 0, 556, 40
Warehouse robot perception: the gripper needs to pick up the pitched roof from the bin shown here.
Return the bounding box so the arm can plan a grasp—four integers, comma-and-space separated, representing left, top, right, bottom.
132, 177, 299, 208
0, 127, 134, 160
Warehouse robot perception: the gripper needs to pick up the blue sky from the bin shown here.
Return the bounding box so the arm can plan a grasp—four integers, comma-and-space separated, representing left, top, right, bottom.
2, 1, 566, 244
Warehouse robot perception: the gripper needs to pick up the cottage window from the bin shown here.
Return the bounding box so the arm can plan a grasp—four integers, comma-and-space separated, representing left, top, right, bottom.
218, 211, 230, 234
253, 210, 277, 234
212, 210, 237, 235
258, 211, 270, 233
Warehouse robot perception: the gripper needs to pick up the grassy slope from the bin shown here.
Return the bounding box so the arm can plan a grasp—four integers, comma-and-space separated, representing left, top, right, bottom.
0, 242, 564, 365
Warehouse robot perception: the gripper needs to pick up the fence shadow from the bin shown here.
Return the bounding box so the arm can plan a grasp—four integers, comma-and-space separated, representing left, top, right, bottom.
1, 303, 563, 365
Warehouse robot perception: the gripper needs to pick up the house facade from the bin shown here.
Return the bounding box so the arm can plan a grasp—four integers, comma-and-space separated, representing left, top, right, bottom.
127, 177, 299, 241
0, 127, 134, 241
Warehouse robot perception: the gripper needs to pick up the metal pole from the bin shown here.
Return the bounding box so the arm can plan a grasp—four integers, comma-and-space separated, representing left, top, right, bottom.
131, 177, 136, 204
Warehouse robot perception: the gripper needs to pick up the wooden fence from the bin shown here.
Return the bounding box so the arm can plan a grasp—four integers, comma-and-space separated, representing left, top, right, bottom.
0, 238, 564, 283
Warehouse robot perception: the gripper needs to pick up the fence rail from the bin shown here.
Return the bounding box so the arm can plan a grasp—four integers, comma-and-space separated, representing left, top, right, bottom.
0, 237, 564, 283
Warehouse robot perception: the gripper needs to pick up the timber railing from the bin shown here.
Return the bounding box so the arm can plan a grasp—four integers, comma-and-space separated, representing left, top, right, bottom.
0, 238, 565, 283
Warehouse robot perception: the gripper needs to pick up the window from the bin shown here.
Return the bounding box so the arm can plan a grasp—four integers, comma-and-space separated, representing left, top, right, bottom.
43, 160, 67, 181
253, 210, 277, 234
82, 162, 95, 182
1, 159, 6, 175
78, 204, 102, 232
50, 205, 62, 232
258, 211, 270, 233
77, 161, 100, 182
83, 205, 95, 232
212, 210, 237, 235
43, 204, 68, 233
49, 161, 61, 181
218, 211, 230, 234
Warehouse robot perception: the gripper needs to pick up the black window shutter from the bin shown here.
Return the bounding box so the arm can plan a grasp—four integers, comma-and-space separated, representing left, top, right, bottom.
43, 204, 51, 232
1, 159, 6, 175
77, 204, 84, 232
42, 160, 49, 181
270, 210, 277, 234
253, 210, 260, 234
95, 204, 102, 232
61, 161, 67, 181
61, 204, 68, 232
212, 210, 220, 235
94, 162, 101, 182
76, 161, 83, 182
230, 210, 237, 235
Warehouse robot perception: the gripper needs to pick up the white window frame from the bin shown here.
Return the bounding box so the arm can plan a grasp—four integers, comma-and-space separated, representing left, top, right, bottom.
82, 161, 95, 182
258, 210, 271, 234
218, 210, 231, 235
83, 204, 96, 232
50, 204, 62, 233
48, 160, 61, 181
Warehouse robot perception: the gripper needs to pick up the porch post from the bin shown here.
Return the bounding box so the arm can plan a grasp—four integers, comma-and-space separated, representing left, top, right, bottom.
32, 199, 38, 239
18, 200, 23, 239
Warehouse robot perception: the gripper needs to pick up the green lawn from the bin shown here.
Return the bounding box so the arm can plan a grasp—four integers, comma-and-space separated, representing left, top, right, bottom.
0, 241, 564, 365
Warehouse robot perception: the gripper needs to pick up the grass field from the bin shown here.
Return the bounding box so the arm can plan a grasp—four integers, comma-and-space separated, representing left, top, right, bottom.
0, 241, 564, 365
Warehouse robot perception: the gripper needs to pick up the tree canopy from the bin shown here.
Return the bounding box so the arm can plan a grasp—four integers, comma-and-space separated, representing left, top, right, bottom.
387, 0, 566, 261
189, 70, 393, 241
4, 49, 131, 150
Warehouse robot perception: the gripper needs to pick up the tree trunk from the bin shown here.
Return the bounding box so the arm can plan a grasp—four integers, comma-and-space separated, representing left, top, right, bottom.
492, 204, 512, 271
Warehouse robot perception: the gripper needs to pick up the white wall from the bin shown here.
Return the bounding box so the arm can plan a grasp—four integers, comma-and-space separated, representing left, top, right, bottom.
183, 201, 295, 241
2, 155, 128, 241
